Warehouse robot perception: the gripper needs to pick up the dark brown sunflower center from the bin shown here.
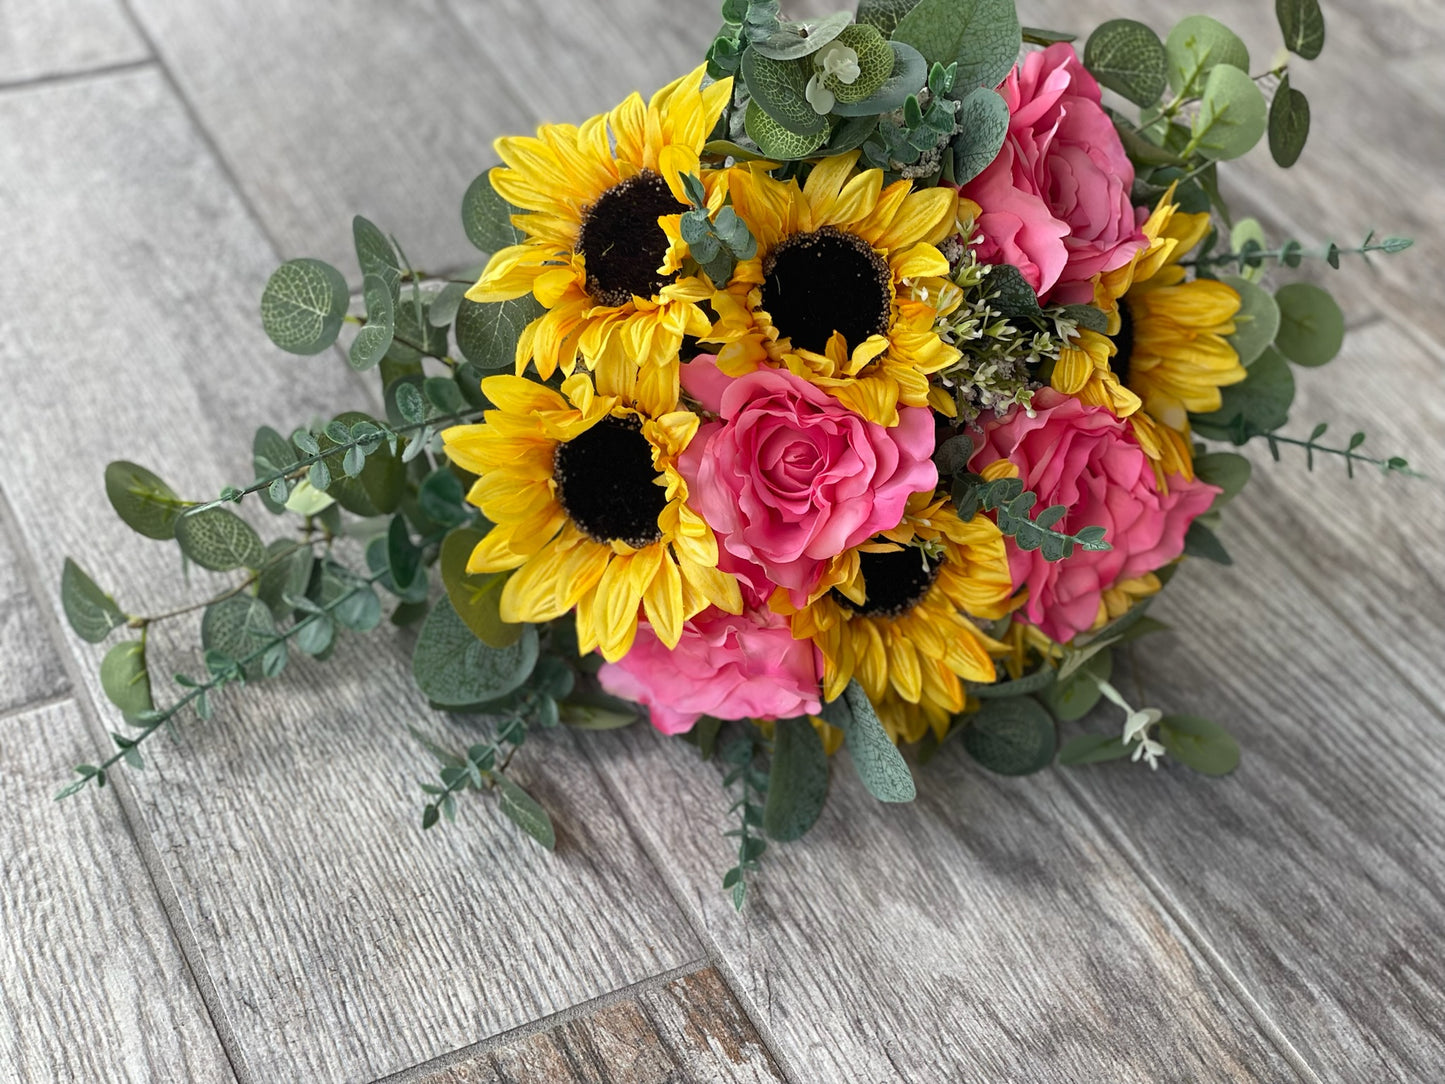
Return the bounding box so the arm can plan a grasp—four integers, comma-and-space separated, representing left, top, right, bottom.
553, 415, 666, 548
1109, 301, 1136, 386
760, 226, 892, 354
833, 546, 942, 619
576, 170, 687, 307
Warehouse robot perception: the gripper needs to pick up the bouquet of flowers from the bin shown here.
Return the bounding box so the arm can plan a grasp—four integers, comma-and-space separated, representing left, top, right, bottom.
57, 0, 1414, 906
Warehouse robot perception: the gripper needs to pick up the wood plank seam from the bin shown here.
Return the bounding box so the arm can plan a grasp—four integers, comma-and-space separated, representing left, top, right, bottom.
0, 485, 254, 1084
577, 741, 805, 1084
1058, 775, 1325, 1084
0, 691, 75, 730
0, 57, 157, 96
372, 957, 712, 1084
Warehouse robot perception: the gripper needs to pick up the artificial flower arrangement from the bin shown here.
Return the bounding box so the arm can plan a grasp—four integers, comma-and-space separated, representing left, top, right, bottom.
58, 0, 1414, 905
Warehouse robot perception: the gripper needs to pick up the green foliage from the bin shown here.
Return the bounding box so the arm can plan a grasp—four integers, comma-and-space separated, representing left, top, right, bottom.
455, 295, 541, 372
462, 171, 525, 253
317, 412, 405, 516
440, 526, 522, 648
950, 86, 1009, 185
256, 540, 314, 620
678, 175, 758, 286
1276, 0, 1325, 61
831, 41, 925, 118
823, 680, 916, 803
1264, 425, 1417, 479
495, 775, 556, 850
260, 258, 350, 355
353, 216, 402, 303
1058, 733, 1133, 766
954, 475, 1111, 561
1021, 26, 1076, 46
1188, 64, 1268, 161
1192, 452, 1252, 507
414, 712, 553, 848
747, 10, 852, 62
1219, 275, 1281, 367
100, 640, 152, 719
1184, 521, 1233, 566
1273, 282, 1344, 367
968, 665, 1058, 700
349, 273, 395, 371
61, 558, 126, 643
105, 461, 190, 541
744, 100, 830, 160
742, 49, 826, 136
1040, 650, 1111, 723
719, 731, 770, 910
201, 596, 280, 679
960, 697, 1056, 776
1165, 15, 1249, 99
1158, 714, 1240, 775
855, 0, 920, 38
1191, 346, 1295, 443
762, 717, 829, 842
891, 0, 1019, 91
558, 688, 640, 729
1268, 74, 1311, 168
1084, 19, 1168, 108
827, 24, 894, 104
412, 596, 538, 707
174, 507, 265, 572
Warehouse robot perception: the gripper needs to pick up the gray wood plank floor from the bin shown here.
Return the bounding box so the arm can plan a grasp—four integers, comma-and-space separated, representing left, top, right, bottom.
1, 1, 1442, 1081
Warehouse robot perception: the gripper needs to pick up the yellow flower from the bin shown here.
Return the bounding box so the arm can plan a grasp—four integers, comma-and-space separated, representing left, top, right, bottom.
442, 373, 742, 662
781, 494, 1014, 744
466, 66, 732, 417
703, 151, 963, 427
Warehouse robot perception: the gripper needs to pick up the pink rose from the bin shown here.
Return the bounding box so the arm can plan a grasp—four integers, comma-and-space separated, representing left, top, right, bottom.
964, 43, 1146, 305
969, 389, 1219, 643
598, 606, 822, 735
679, 355, 937, 607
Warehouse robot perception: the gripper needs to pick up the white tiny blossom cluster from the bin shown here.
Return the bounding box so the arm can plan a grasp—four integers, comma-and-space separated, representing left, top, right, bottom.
1096, 673, 1166, 770
805, 42, 860, 114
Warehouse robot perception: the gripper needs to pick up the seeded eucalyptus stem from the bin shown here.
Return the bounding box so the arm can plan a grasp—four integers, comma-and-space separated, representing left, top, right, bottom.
1179, 234, 1413, 272
126, 536, 323, 629
58, 570, 388, 800
1263, 430, 1421, 478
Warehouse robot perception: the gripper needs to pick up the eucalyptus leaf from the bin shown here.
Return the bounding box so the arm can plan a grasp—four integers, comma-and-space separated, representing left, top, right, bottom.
748, 10, 852, 61
1268, 74, 1310, 168
827, 24, 894, 104
1192, 452, 1252, 507
253, 426, 295, 515
440, 526, 523, 648
462, 170, 526, 253
260, 258, 350, 355
1191, 346, 1295, 442
455, 295, 542, 372
1273, 282, 1344, 367
257, 540, 314, 620
1058, 733, 1133, 766
1189, 63, 1267, 161
495, 775, 556, 850
1084, 19, 1168, 107
1184, 521, 1233, 565
962, 697, 1057, 775
352, 215, 401, 303
349, 272, 395, 371
741, 49, 825, 135
1039, 650, 1111, 723
968, 665, 1058, 700
558, 691, 639, 730
836, 681, 916, 803
831, 41, 927, 117
892, 0, 1020, 90
61, 558, 126, 643
412, 596, 538, 707
201, 595, 278, 679
100, 640, 152, 718
950, 86, 1009, 185
1220, 274, 1281, 366
856, 0, 920, 38
174, 508, 264, 572
1165, 15, 1249, 98
319, 411, 405, 516
1159, 714, 1240, 775
105, 461, 188, 541
763, 717, 829, 842
743, 100, 829, 160
1276, 0, 1325, 60
427, 281, 469, 328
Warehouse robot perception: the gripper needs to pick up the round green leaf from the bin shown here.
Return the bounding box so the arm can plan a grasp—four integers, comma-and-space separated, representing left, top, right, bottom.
440, 526, 523, 648
748, 10, 852, 61
1039, 650, 1111, 723
892, 0, 1020, 90
1058, 733, 1133, 766
105, 461, 188, 541
1159, 714, 1240, 775
743, 100, 829, 160
462, 171, 526, 254
201, 595, 278, 678
384, 294, 450, 365
349, 273, 395, 371
100, 640, 152, 719
558, 691, 639, 730
1189, 63, 1267, 161
352, 215, 401, 302
1274, 282, 1344, 367
314, 561, 382, 633
253, 426, 296, 515
831, 41, 926, 117
61, 558, 126, 643
855, 0, 923, 38
1165, 15, 1249, 98
455, 295, 542, 372
763, 717, 830, 842
427, 282, 469, 328
1276, 0, 1325, 60
1220, 274, 1281, 366
318, 411, 405, 516
412, 596, 538, 707
256, 540, 314, 620
826, 24, 894, 104
741, 49, 825, 136
1268, 74, 1310, 168
1192, 452, 1253, 506
961, 697, 1057, 776
950, 86, 1009, 185
174, 507, 264, 572
260, 258, 350, 355
1191, 346, 1296, 441
1084, 19, 1168, 108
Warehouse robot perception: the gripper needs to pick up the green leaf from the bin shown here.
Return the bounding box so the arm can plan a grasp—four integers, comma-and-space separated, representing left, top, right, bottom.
1267, 74, 1310, 168
743, 100, 829, 160
105, 461, 188, 541
462, 170, 526, 254
1189, 64, 1268, 161
1273, 282, 1344, 367
349, 272, 395, 371
257, 540, 314, 620
439, 526, 522, 648
968, 665, 1058, 700
747, 11, 852, 61
1058, 733, 1133, 766
1084, 19, 1169, 107
384, 293, 450, 365
495, 775, 556, 850
352, 216, 401, 302
950, 86, 1009, 185
417, 468, 470, 531
1159, 714, 1240, 775
892, 0, 1020, 91
741, 49, 825, 135
831, 41, 927, 117
253, 426, 295, 515
836, 681, 916, 803
201, 595, 278, 679
1191, 346, 1295, 442
315, 561, 382, 633
856, 0, 920, 38
61, 558, 126, 643
982, 264, 1041, 319
427, 281, 470, 329
412, 596, 538, 707
1165, 15, 1249, 98
260, 258, 350, 355
386, 514, 423, 595
1039, 650, 1111, 723
100, 640, 152, 718
1219, 274, 1281, 367
319, 411, 405, 516
174, 508, 264, 572
828, 24, 894, 104
962, 697, 1057, 775
1185, 521, 1233, 565
455, 295, 542, 372
1021, 26, 1077, 46
1192, 452, 1252, 507
1276, 0, 1325, 60
558, 691, 639, 730
763, 717, 829, 842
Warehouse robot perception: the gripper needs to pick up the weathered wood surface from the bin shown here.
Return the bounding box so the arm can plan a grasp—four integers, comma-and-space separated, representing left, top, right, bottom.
0, 0, 1443, 1082
0, 501, 68, 714
397, 968, 786, 1084
0, 0, 147, 86
0, 68, 702, 1083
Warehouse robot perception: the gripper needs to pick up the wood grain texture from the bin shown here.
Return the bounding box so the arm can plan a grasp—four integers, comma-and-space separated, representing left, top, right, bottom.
0, 69, 701, 1083
582, 727, 1302, 1084
0, 0, 148, 85
0, 500, 68, 715
0, 699, 234, 1083
410, 968, 785, 1084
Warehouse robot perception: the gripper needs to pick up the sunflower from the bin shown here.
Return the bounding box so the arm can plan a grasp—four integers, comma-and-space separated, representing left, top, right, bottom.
465, 66, 731, 417
703, 151, 962, 427
782, 494, 1014, 744
441, 373, 742, 662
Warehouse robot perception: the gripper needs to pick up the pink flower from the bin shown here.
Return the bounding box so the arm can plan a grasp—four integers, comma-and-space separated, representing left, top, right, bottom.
678, 355, 937, 607
968, 390, 1220, 643
963, 43, 1146, 305
598, 606, 822, 735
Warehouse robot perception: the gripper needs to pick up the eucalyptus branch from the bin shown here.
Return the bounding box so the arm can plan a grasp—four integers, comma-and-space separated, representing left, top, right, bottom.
57, 570, 389, 800
1179, 231, 1413, 273
413, 713, 529, 829
126, 537, 321, 629
343, 314, 458, 367
1161, 64, 1287, 119
719, 729, 768, 910
1264, 424, 1421, 479
953, 475, 1111, 560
